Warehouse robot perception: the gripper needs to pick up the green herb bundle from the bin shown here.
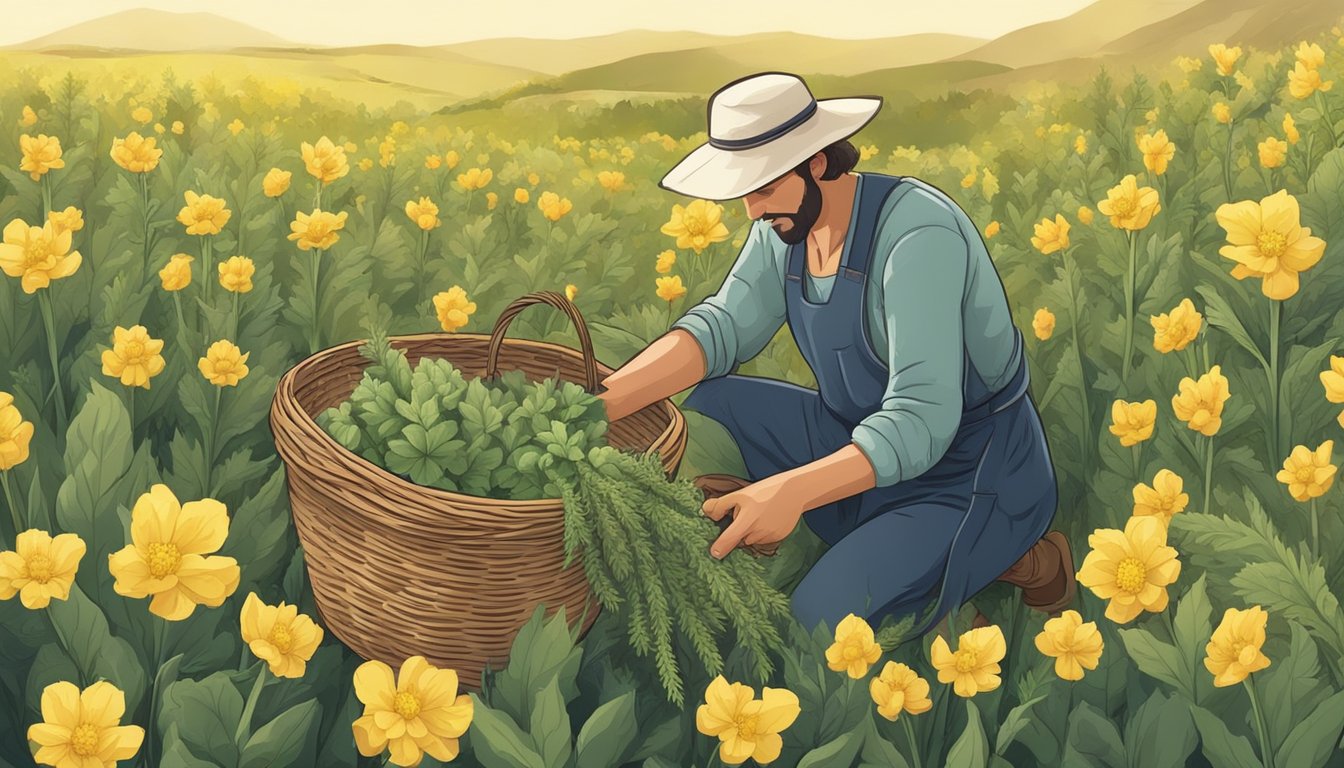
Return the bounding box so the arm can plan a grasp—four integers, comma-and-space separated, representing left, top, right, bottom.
315, 322, 791, 704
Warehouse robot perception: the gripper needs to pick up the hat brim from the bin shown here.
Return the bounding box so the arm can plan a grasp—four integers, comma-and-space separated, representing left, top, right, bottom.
659, 96, 882, 201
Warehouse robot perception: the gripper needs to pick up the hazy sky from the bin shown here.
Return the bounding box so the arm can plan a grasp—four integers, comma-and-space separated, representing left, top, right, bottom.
0, 0, 1097, 47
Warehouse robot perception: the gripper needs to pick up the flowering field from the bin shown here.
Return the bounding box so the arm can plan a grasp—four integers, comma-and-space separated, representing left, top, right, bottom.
3, 21, 1344, 768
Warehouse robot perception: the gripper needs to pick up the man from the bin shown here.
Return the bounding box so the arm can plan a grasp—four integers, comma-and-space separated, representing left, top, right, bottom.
596, 71, 1074, 639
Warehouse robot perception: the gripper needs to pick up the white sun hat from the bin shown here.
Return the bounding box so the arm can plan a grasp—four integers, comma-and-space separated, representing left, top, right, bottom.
659, 71, 883, 201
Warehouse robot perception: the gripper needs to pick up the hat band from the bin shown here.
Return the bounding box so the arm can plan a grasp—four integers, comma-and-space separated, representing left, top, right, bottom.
707, 99, 818, 151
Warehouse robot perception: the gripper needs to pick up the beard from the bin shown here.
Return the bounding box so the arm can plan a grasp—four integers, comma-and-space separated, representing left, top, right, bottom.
763, 169, 823, 245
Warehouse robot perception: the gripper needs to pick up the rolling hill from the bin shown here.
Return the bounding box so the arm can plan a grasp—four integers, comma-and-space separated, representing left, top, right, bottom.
5, 9, 292, 51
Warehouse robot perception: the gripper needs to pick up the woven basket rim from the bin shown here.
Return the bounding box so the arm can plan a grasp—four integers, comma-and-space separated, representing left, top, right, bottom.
270, 330, 685, 520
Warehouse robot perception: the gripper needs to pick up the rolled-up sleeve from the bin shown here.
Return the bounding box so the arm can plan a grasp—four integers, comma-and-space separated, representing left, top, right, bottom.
670, 222, 786, 381
851, 225, 969, 487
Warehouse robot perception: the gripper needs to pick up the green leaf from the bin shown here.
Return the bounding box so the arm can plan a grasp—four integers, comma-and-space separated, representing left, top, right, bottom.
528, 676, 572, 768
1172, 574, 1215, 703
1194, 283, 1267, 371
575, 690, 637, 768
1275, 688, 1344, 768
945, 700, 990, 768
1122, 690, 1197, 768
797, 727, 865, 768
994, 694, 1047, 755
161, 722, 224, 768
1260, 620, 1328, 753
1117, 627, 1186, 698
1064, 700, 1125, 768
1189, 704, 1262, 768
467, 694, 545, 768
45, 581, 146, 714
239, 698, 320, 768
859, 714, 911, 768
161, 672, 246, 767
492, 604, 582, 725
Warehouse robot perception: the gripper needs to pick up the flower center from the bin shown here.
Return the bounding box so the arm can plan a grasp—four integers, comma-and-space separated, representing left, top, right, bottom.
146, 542, 182, 578
1112, 196, 1136, 216
735, 713, 760, 741
954, 649, 979, 673
26, 553, 54, 583
1115, 557, 1147, 594
71, 723, 100, 756
1296, 466, 1315, 482
393, 691, 421, 720
843, 641, 863, 661
268, 624, 293, 654
1257, 230, 1286, 259
127, 340, 145, 358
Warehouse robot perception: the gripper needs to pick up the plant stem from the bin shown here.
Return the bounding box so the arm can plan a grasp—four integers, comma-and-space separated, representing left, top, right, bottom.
1223, 121, 1235, 201
200, 236, 214, 331
173, 292, 188, 339
1243, 675, 1274, 768
37, 289, 68, 432
1316, 91, 1339, 148
309, 248, 322, 354
1268, 299, 1281, 464
232, 290, 240, 340
204, 385, 222, 497
1122, 230, 1138, 387
902, 714, 924, 768
1309, 497, 1319, 553
234, 664, 269, 747
1, 471, 23, 542
1203, 434, 1215, 516
1064, 253, 1092, 479
145, 617, 169, 768
417, 228, 430, 312
1131, 443, 1143, 484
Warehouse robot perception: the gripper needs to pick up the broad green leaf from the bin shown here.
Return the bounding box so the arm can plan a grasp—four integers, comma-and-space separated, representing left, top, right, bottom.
1063, 700, 1125, 768
1122, 690, 1197, 768
239, 698, 320, 768
1275, 688, 1344, 768
45, 582, 146, 714
161, 722, 223, 768
946, 700, 989, 768
797, 727, 865, 768
1188, 704, 1262, 768
492, 604, 582, 725
994, 694, 1047, 755
468, 695, 545, 768
575, 689, 637, 768
1117, 627, 1185, 697
161, 671, 246, 767
528, 676, 572, 768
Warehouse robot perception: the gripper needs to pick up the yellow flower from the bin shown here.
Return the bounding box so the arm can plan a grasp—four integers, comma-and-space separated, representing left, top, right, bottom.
288, 209, 349, 251
44, 202, 81, 234
352, 656, 474, 766
696, 676, 800, 765
1321, 355, 1344, 406
108, 484, 240, 621
19, 134, 65, 181
656, 275, 686, 303
661, 199, 731, 254
171, 120, 184, 135
1074, 134, 1087, 155
527, 171, 540, 186
1289, 61, 1333, 99
1077, 205, 1094, 225
1097, 174, 1161, 231
404, 197, 441, 231
1258, 137, 1287, 169
486, 191, 498, 210
538, 191, 573, 222
26, 680, 144, 766
176, 191, 231, 236
1150, 297, 1202, 353
1215, 189, 1325, 300
218, 255, 255, 294
1235, 71, 1255, 91
1205, 606, 1271, 687
0, 528, 84, 609
110, 132, 162, 174
101, 325, 166, 390
263, 168, 291, 197
198, 340, 250, 387
655, 249, 677, 274
1132, 468, 1189, 524
20, 105, 37, 126
424, 154, 441, 170
869, 661, 933, 721
1032, 308, 1055, 341
1031, 214, 1070, 254
859, 143, 880, 161
1283, 113, 1300, 144
824, 613, 882, 679
1138, 129, 1176, 175
1295, 41, 1326, 70
1171, 365, 1231, 437
0, 391, 35, 470
1276, 440, 1336, 501
301, 136, 350, 184
227, 118, 245, 136
456, 167, 493, 191
1034, 609, 1104, 681
1109, 399, 1157, 446
983, 220, 1000, 239
379, 138, 396, 168
433, 286, 476, 333
1209, 43, 1242, 76
597, 170, 627, 191
159, 253, 193, 292
514, 187, 529, 204
239, 591, 323, 678
358, 158, 373, 171
1175, 55, 1203, 73
930, 625, 1006, 698
131, 106, 153, 123
1077, 515, 1181, 624
1212, 102, 1232, 124
0, 218, 82, 293
960, 169, 977, 188
444, 150, 461, 170
564, 284, 578, 301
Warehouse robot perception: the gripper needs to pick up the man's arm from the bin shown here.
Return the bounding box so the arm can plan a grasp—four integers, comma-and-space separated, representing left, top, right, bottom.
774, 224, 970, 508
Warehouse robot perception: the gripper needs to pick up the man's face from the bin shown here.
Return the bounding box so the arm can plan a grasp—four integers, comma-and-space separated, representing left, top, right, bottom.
742, 161, 824, 246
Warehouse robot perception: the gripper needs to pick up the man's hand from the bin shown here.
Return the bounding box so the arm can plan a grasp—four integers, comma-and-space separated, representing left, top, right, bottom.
702, 478, 804, 559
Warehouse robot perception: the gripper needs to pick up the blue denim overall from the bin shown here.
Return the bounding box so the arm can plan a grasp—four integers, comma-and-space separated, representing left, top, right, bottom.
682, 172, 1059, 639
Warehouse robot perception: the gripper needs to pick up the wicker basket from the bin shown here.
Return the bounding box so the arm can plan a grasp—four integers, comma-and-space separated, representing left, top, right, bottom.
269, 290, 688, 690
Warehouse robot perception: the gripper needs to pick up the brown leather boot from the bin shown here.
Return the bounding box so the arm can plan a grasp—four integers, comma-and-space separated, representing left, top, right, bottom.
997, 530, 1076, 615
692, 474, 779, 558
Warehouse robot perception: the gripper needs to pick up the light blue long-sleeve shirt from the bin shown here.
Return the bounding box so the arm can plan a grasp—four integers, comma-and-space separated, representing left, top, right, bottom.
672, 173, 1021, 487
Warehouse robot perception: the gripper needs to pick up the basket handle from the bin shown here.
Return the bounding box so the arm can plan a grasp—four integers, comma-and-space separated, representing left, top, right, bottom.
484, 290, 602, 393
